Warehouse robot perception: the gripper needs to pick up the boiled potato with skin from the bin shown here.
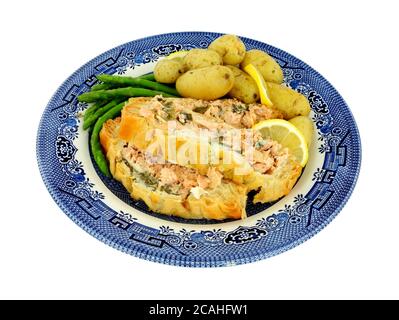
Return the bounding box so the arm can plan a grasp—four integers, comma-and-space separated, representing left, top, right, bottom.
208, 34, 246, 65
289, 116, 314, 147
183, 49, 222, 70
266, 82, 311, 119
226, 65, 259, 103
154, 58, 185, 83
176, 66, 234, 100
240, 49, 284, 84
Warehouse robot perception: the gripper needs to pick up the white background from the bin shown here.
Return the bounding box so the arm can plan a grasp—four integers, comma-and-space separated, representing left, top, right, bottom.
1, 0, 398, 300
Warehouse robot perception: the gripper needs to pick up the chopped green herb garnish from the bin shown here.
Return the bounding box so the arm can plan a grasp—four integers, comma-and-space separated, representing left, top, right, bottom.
161, 101, 175, 120
122, 159, 158, 189
160, 184, 179, 195
177, 112, 193, 124
255, 140, 266, 149
139, 171, 158, 189
192, 106, 209, 114
164, 100, 173, 107
232, 103, 248, 113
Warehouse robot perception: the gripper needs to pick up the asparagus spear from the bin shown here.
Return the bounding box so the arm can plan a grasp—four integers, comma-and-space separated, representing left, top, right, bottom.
91, 83, 117, 91
139, 73, 156, 81
83, 98, 125, 130
78, 87, 176, 103
83, 100, 109, 121
97, 74, 179, 96
91, 73, 155, 91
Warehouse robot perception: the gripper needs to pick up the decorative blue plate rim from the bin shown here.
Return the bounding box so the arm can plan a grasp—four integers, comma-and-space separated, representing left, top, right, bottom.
36, 31, 361, 267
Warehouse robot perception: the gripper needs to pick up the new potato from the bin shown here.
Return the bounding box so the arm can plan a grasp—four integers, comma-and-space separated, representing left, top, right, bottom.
289, 116, 314, 147
266, 82, 311, 119
208, 34, 246, 65
226, 65, 259, 103
154, 58, 185, 83
183, 49, 222, 70
240, 49, 284, 84
176, 66, 234, 100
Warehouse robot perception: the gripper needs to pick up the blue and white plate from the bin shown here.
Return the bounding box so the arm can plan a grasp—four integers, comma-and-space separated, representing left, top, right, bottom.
36, 32, 361, 267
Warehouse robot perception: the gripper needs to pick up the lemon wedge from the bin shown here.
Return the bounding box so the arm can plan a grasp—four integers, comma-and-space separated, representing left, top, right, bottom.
244, 63, 273, 106
166, 50, 190, 59
253, 119, 309, 166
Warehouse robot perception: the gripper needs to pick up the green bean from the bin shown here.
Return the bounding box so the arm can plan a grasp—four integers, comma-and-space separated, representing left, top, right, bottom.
91, 101, 126, 177
83, 98, 125, 130
84, 100, 109, 122
97, 74, 179, 96
78, 87, 176, 103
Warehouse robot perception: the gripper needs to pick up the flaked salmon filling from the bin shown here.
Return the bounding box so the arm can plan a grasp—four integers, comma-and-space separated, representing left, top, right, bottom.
134, 96, 289, 175
203, 100, 283, 128
121, 145, 223, 198
144, 96, 283, 128
250, 132, 289, 174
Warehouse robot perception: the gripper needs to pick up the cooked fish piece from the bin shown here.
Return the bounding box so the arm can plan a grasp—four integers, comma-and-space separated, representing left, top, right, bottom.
250, 134, 302, 203
100, 118, 247, 220
202, 99, 283, 128
118, 97, 261, 188
117, 96, 302, 203
161, 97, 284, 128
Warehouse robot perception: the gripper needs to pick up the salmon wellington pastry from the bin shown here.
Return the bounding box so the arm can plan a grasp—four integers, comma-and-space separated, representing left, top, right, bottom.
100, 96, 302, 220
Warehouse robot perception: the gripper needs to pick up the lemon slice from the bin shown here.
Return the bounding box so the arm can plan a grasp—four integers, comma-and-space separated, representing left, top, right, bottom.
166, 50, 189, 59
253, 119, 309, 166
244, 63, 273, 106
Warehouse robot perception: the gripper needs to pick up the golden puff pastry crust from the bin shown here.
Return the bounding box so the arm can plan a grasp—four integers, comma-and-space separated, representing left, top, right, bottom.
253, 155, 302, 203
101, 118, 247, 220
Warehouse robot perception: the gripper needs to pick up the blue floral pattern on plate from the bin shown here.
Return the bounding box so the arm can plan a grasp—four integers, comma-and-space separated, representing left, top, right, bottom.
36, 32, 361, 267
